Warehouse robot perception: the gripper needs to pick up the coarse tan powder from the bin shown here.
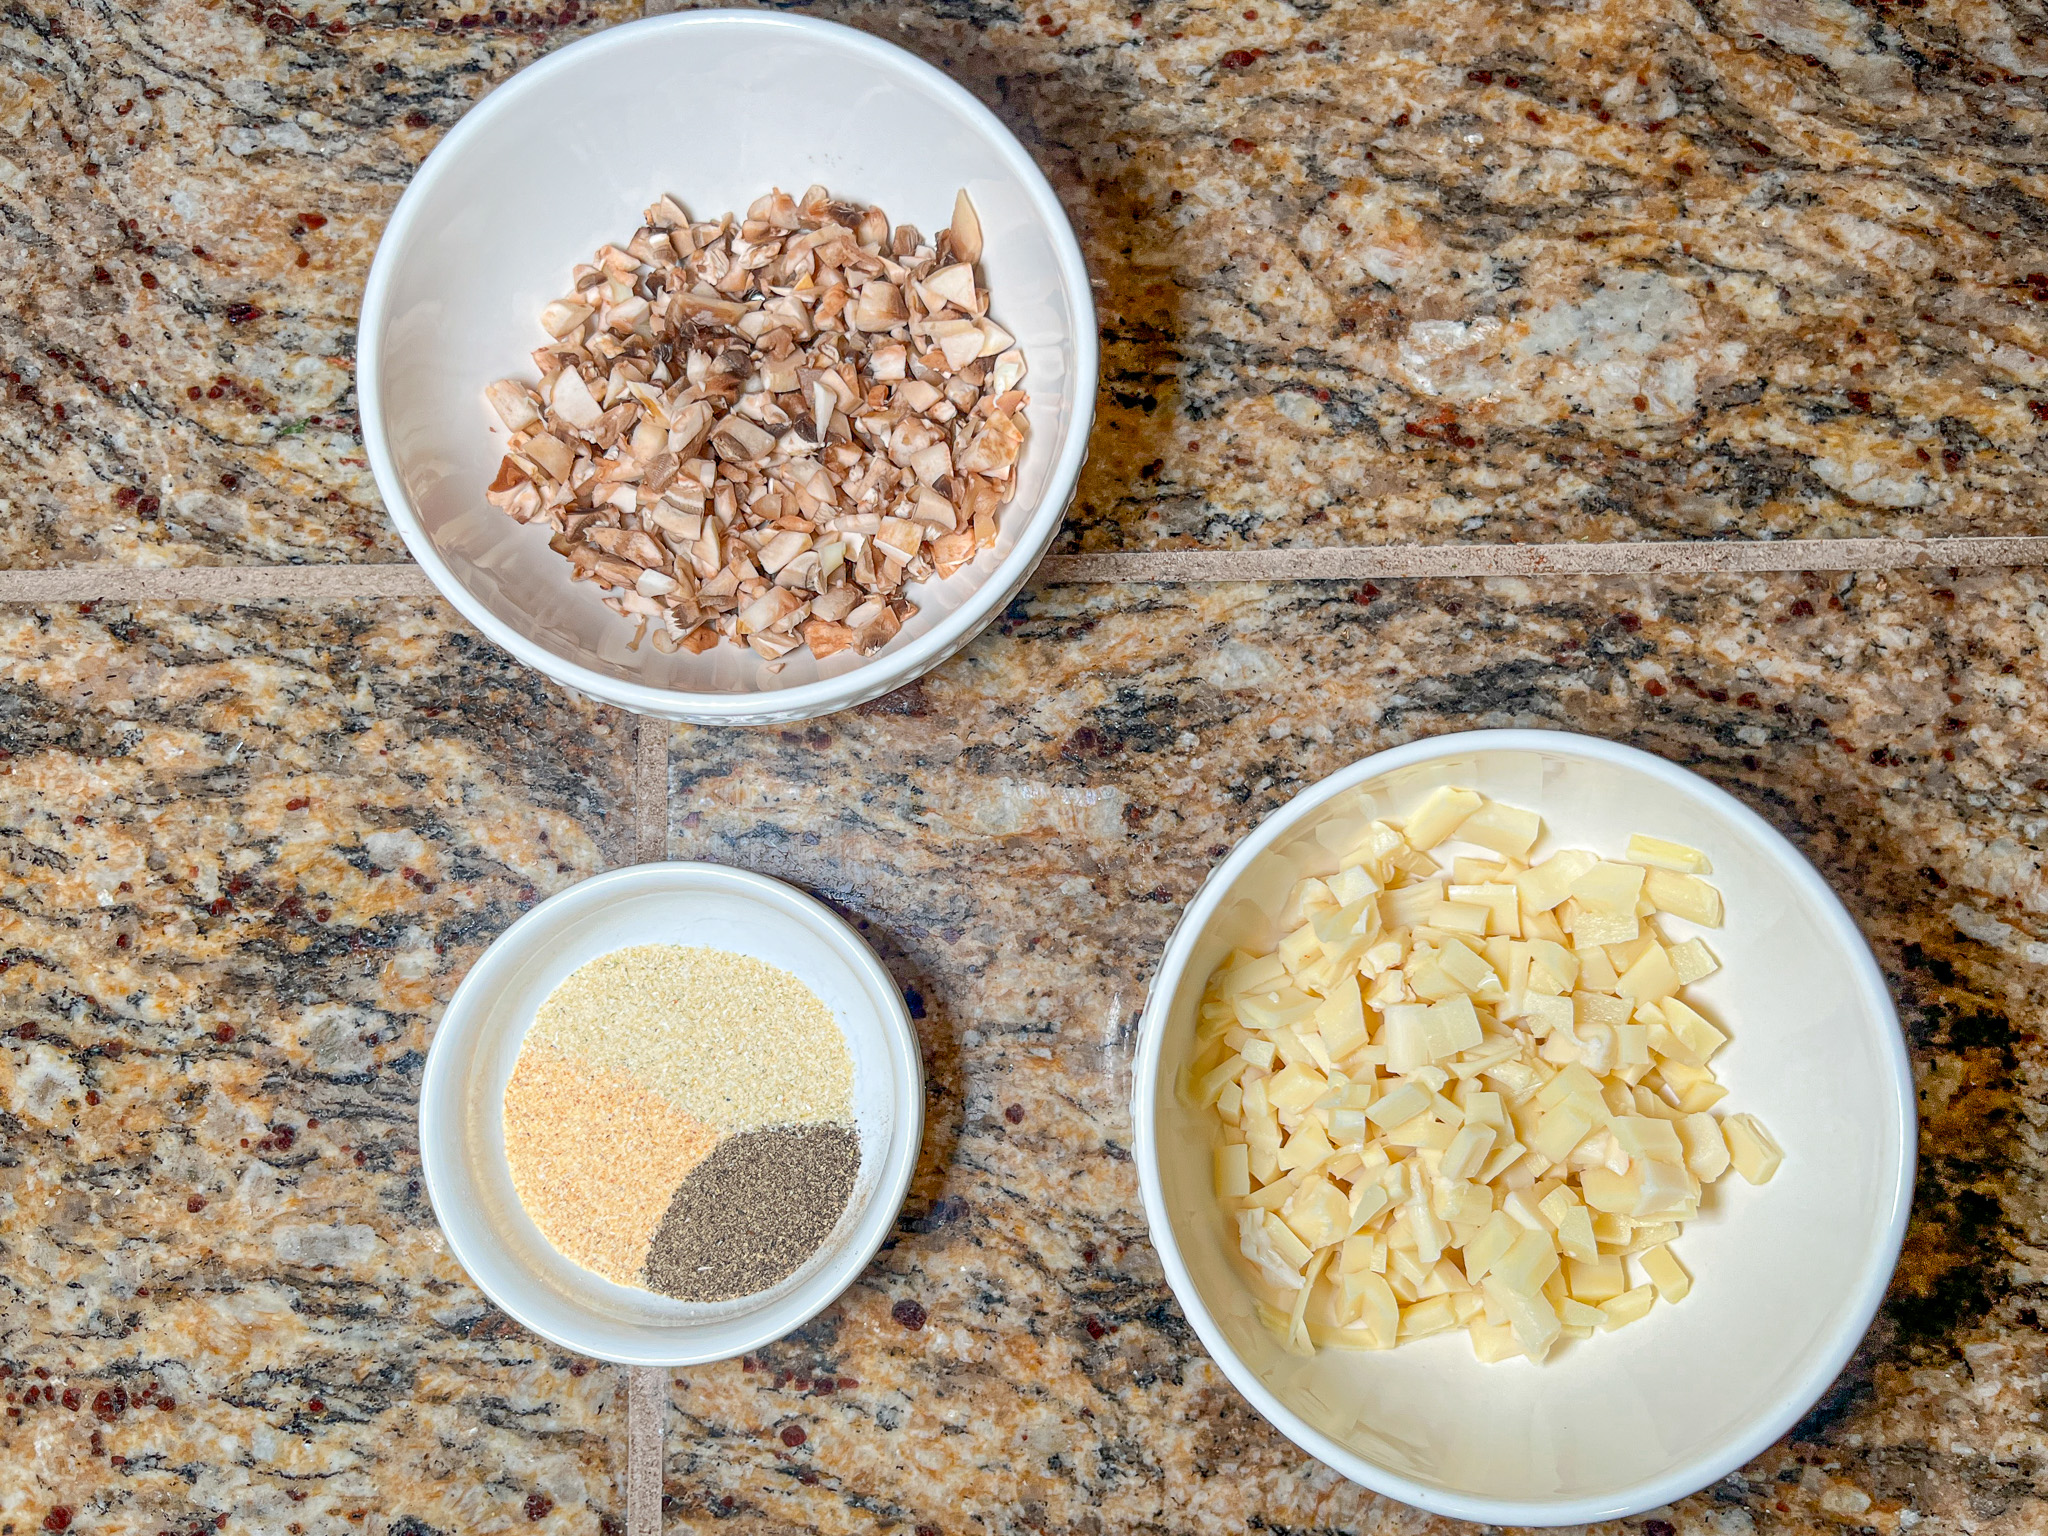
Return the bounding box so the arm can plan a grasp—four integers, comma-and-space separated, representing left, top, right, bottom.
642, 1123, 862, 1301
502, 1045, 720, 1286
526, 944, 853, 1132
502, 943, 858, 1295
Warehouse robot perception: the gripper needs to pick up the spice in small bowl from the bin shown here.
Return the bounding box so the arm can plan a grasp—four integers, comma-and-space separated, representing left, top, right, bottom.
503, 942, 862, 1300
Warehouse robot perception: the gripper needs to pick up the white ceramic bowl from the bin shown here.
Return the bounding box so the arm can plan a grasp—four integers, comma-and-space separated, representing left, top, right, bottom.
359, 10, 1097, 724
419, 862, 923, 1365
1132, 730, 1915, 1525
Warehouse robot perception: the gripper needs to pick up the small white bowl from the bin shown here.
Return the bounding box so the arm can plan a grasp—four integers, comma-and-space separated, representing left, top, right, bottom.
1132, 730, 1915, 1525
358, 10, 1097, 725
419, 862, 923, 1365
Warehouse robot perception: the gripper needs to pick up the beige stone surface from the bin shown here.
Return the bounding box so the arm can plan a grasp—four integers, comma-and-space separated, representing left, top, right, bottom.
7, 0, 2048, 566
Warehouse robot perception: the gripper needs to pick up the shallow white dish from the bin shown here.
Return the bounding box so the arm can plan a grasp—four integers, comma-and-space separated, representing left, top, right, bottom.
419, 862, 923, 1365
1131, 730, 1915, 1525
359, 9, 1097, 724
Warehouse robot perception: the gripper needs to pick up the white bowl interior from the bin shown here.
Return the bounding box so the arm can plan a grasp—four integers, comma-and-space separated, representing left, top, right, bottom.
362, 12, 1091, 707
1143, 737, 1912, 1520
421, 863, 922, 1365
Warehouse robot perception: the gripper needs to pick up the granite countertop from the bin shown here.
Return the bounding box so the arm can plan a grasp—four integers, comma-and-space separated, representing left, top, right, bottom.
2, 2, 2047, 1535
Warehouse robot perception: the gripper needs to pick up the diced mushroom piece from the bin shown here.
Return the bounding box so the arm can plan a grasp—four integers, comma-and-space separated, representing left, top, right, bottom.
648, 194, 693, 230
486, 379, 541, 431
852, 602, 903, 655
518, 432, 574, 483
801, 617, 856, 658
607, 295, 651, 334
488, 478, 542, 523
868, 343, 909, 381
908, 441, 953, 485
749, 188, 801, 229
674, 290, 752, 326
924, 263, 978, 312
775, 550, 822, 590
647, 502, 705, 541
756, 529, 813, 574
911, 487, 957, 529
636, 569, 679, 597
668, 400, 716, 460
874, 518, 924, 563
948, 188, 983, 265
540, 300, 593, 338
735, 585, 806, 636
933, 322, 985, 372
812, 286, 850, 327
844, 597, 889, 630
976, 318, 1015, 357
853, 281, 908, 331
592, 554, 645, 589
958, 412, 1024, 475
930, 526, 976, 568
749, 630, 803, 660
990, 348, 1027, 396
548, 368, 605, 431
709, 414, 777, 462
810, 584, 861, 622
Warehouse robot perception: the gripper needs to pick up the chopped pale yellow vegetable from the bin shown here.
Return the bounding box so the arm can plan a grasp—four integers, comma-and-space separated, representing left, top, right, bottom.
1722, 1112, 1782, 1184
1667, 937, 1719, 985
1638, 1242, 1692, 1303
1515, 849, 1598, 914
1626, 833, 1713, 874
1616, 944, 1681, 1004
1215, 1142, 1251, 1198
1567, 1253, 1627, 1302
1570, 860, 1648, 917
1599, 1283, 1658, 1329
1199, 790, 1772, 1365
1461, 800, 1543, 860
1403, 786, 1485, 851
1677, 1112, 1731, 1181
1644, 867, 1724, 927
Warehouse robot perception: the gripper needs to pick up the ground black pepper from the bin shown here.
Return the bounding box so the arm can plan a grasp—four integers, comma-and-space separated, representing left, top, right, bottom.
643, 1123, 860, 1301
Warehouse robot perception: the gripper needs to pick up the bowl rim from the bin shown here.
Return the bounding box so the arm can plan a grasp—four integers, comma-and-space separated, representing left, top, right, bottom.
1129, 728, 1917, 1526
418, 859, 925, 1366
357, 8, 1098, 722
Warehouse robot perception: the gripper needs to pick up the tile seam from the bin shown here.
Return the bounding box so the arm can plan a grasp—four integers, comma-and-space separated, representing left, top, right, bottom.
1, 536, 2044, 604
1035, 535, 2048, 582
632, 713, 671, 866
626, 1364, 665, 1536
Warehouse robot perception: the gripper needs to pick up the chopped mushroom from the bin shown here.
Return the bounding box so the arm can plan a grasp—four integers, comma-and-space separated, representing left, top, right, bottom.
483, 184, 1028, 662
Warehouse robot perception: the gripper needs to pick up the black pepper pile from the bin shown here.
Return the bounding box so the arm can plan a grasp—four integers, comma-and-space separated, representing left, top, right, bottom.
643, 1123, 862, 1301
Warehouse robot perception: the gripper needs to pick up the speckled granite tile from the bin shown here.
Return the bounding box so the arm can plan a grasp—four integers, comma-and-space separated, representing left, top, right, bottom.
10, 1, 2048, 566
0, 0, 641, 567
654, 571, 2048, 1536
0, 598, 636, 1535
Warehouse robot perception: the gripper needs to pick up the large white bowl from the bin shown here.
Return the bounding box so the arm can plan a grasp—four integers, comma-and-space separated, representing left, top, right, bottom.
419, 862, 924, 1365
1132, 730, 1915, 1525
359, 11, 1096, 724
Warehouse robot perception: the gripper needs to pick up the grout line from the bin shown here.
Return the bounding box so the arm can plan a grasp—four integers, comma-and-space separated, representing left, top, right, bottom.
0, 536, 2044, 607
0, 564, 441, 602
1035, 535, 2048, 583
626, 1365, 665, 1536
632, 713, 671, 865
622, 713, 672, 1534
